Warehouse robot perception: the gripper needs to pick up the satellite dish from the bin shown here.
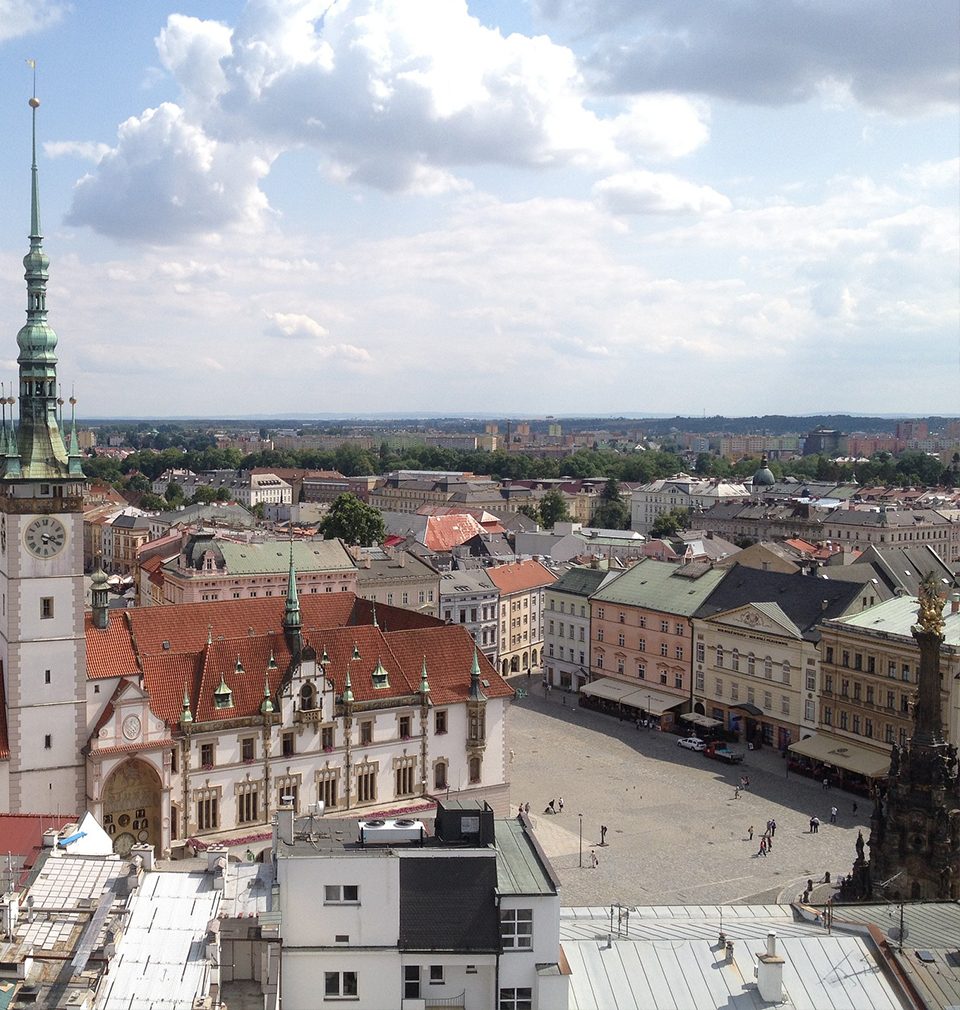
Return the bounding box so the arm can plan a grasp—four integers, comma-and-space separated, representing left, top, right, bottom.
887, 925, 909, 943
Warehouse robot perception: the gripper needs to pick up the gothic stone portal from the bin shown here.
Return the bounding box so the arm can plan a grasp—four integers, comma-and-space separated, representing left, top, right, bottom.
101, 759, 162, 857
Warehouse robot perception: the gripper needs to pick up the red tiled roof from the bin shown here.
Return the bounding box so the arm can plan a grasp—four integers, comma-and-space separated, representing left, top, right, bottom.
386, 626, 513, 704
486, 559, 557, 595
140, 555, 167, 574
0, 814, 76, 881
423, 514, 485, 552
85, 613, 140, 680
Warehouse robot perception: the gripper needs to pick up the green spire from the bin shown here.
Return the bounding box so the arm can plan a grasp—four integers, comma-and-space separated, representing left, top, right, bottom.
371, 656, 389, 689
67, 394, 83, 476
2, 393, 21, 478
419, 656, 430, 696
342, 669, 354, 705
260, 672, 274, 715
468, 646, 486, 701
181, 685, 193, 724
12, 83, 72, 481
284, 540, 301, 628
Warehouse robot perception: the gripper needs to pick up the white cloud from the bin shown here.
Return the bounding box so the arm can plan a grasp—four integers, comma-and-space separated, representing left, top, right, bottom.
594, 170, 731, 215
534, 0, 960, 116
66, 103, 274, 242
0, 0, 66, 42
267, 311, 329, 340
43, 141, 111, 164
611, 95, 711, 161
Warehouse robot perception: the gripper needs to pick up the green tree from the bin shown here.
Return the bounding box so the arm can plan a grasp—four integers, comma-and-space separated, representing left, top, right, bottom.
138, 492, 167, 511
165, 481, 185, 504
593, 478, 630, 530
650, 507, 690, 538
516, 501, 541, 524
538, 489, 571, 529
190, 485, 219, 505
320, 493, 385, 546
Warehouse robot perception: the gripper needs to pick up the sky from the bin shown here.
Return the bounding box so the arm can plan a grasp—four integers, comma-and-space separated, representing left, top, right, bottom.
0, 0, 957, 420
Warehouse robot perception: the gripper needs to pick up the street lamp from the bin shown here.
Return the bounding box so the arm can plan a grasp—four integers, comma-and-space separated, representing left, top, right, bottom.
578, 813, 583, 868
647, 694, 651, 726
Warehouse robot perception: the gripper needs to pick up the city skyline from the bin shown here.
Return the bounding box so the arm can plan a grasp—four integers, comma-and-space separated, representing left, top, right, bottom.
0, 0, 957, 418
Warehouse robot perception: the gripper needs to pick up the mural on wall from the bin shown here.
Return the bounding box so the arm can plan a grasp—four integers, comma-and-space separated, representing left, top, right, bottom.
101, 759, 162, 857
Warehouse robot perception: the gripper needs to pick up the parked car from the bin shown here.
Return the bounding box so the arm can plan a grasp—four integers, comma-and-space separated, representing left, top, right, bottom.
677, 737, 707, 751
704, 740, 745, 764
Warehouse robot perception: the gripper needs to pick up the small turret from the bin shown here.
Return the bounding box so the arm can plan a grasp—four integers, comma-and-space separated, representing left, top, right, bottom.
419, 656, 430, 698
91, 562, 109, 630
260, 672, 275, 715
468, 647, 486, 701
181, 685, 193, 725
342, 669, 354, 706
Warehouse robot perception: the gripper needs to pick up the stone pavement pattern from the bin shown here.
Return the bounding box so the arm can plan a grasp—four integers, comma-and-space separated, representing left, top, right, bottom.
507, 684, 867, 907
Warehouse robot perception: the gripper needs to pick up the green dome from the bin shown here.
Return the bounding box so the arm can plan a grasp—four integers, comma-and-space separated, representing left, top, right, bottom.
753, 455, 776, 487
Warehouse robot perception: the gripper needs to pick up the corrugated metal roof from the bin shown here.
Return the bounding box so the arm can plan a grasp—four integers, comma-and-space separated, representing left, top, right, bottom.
562, 905, 911, 1010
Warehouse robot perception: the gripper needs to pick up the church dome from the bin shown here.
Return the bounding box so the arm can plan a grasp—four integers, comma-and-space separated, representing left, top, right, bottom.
752, 455, 776, 487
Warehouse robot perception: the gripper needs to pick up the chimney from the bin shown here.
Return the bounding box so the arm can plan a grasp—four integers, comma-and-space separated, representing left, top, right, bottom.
755, 931, 785, 1002
277, 805, 295, 846
130, 842, 155, 871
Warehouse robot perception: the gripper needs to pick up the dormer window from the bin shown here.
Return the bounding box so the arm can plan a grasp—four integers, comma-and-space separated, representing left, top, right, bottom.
300, 682, 316, 711
213, 674, 233, 710
371, 658, 389, 689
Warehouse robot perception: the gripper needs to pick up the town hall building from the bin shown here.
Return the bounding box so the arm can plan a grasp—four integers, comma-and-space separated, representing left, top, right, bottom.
0, 96, 514, 855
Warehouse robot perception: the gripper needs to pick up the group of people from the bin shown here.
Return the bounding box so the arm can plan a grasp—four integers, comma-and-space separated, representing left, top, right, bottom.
749, 817, 777, 856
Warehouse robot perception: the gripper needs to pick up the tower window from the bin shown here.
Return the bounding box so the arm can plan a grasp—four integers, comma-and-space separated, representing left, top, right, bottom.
40, 598, 54, 620
44, 734, 51, 749
44, 669, 51, 684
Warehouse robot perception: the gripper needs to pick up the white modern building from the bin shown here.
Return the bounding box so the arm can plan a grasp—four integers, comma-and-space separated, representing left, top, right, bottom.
274, 800, 568, 1010
631, 474, 749, 534
440, 568, 500, 666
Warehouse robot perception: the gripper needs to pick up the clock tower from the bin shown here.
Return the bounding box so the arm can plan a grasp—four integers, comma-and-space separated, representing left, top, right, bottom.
0, 92, 87, 815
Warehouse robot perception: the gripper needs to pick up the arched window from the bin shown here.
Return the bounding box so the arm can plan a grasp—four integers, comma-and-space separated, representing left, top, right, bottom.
434, 761, 448, 790
468, 756, 481, 784
299, 682, 316, 710
764, 657, 773, 679
747, 653, 756, 676
731, 649, 740, 672
716, 645, 724, 668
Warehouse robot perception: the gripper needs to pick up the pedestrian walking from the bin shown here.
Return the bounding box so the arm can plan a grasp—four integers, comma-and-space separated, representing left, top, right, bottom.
590, 850, 599, 869
758, 838, 767, 857
748, 825, 754, 841
809, 817, 815, 833
734, 786, 741, 800
822, 777, 829, 790
811, 816, 820, 833
770, 818, 777, 837
562, 694, 566, 706
830, 806, 838, 824
524, 802, 530, 815
765, 831, 772, 851
852, 801, 858, 815
545, 798, 556, 814
518, 805, 523, 818
600, 825, 608, 845
558, 796, 564, 814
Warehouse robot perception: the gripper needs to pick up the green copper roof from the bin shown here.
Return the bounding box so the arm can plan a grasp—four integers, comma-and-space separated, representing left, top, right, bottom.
590, 558, 727, 615
549, 566, 613, 598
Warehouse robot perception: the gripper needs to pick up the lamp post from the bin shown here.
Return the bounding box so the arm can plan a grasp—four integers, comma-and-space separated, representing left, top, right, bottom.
647, 693, 651, 727
578, 812, 583, 868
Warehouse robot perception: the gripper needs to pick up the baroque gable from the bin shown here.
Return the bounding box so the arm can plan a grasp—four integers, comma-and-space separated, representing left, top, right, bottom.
89, 677, 170, 755
709, 603, 802, 640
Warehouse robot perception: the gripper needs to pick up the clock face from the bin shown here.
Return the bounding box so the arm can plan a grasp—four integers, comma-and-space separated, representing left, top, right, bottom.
122, 715, 142, 741
24, 516, 66, 559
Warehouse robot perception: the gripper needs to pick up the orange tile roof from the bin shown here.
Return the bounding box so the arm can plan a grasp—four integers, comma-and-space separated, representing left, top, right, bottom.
486, 559, 557, 595
423, 514, 485, 552
87, 593, 485, 726
85, 614, 140, 680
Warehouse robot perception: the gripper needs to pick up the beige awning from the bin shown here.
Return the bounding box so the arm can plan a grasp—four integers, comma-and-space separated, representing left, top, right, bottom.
579, 678, 640, 703
788, 734, 890, 779
682, 713, 723, 729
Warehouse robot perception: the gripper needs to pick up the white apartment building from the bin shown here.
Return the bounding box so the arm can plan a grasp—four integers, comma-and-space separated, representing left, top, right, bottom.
440, 568, 500, 666
631, 474, 749, 534
542, 566, 615, 692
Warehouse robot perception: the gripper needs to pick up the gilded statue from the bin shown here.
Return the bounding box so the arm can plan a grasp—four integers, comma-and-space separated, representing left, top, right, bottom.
914, 572, 946, 638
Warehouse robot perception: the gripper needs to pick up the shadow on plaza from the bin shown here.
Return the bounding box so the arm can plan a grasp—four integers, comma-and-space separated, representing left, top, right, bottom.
508, 677, 865, 830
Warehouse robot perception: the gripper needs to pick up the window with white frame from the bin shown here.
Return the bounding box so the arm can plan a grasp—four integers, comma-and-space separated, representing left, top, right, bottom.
324, 884, 360, 904
356, 763, 378, 804
324, 971, 358, 998
500, 989, 533, 1010
501, 908, 533, 949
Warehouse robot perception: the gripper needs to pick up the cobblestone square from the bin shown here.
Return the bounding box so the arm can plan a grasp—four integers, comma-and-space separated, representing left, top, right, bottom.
507, 684, 868, 906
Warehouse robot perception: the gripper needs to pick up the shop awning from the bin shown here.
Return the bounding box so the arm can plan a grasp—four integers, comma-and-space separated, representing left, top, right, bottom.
731, 703, 763, 717
579, 680, 685, 714
681, 713, 723, 729
579, 679, 641, 703
788, 734, 890, 779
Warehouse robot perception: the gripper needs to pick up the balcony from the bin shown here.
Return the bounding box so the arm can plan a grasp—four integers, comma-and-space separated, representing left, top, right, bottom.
295, 707, 324, 725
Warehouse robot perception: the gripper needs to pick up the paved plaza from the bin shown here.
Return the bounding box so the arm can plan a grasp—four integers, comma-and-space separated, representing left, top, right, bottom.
507, 681, 868, 906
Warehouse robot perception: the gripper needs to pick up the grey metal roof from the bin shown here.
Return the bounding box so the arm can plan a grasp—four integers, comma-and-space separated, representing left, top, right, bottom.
548, 566, 611, 599
561, 905, 911, 1010
590, 558, 727, 615
494, 818, 556, 897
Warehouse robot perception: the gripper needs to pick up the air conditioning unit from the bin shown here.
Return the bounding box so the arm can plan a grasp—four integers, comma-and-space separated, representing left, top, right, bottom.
358, 818, 425, 844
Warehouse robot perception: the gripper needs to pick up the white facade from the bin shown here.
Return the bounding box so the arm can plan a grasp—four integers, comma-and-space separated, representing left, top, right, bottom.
440, 570, 499, 666
631, 475, 750, 534
0, 489, 88, 816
